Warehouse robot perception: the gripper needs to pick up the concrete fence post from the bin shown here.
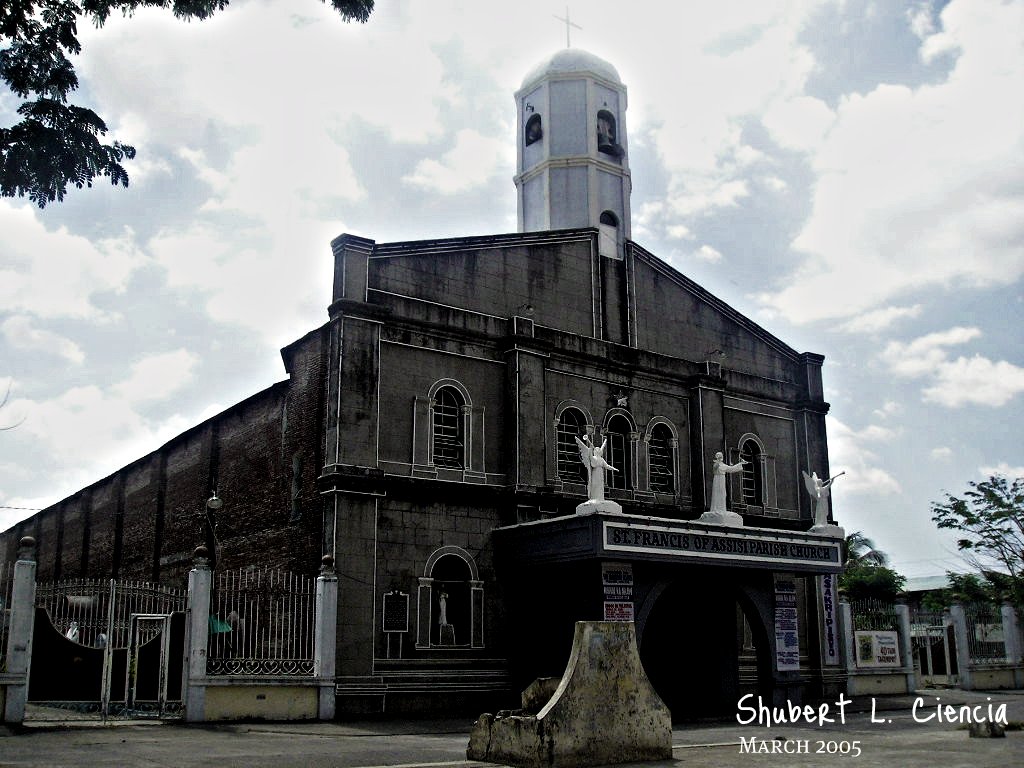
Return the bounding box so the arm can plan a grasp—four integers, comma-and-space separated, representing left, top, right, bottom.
184, 546, 213, 722
894, 603, 916, 693
949, 604, 973, 690
839, 601, 856, 676
315, 555, 338, 720
1001, 603, 1021, 663
2, 537, 37, 723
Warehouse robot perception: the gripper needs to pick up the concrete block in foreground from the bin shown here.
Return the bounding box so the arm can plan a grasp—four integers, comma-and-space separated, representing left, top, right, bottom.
467, 621, 672, 767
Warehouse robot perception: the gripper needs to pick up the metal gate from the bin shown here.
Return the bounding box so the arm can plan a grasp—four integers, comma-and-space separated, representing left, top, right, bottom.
910, 608, 959, 687
29, 578, 186, 720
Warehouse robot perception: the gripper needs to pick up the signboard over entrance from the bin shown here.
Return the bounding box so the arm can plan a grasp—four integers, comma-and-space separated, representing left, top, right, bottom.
603, 522, 841, 571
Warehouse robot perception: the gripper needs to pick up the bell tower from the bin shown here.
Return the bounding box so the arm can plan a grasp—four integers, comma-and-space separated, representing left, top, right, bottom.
515, 49, 631, 258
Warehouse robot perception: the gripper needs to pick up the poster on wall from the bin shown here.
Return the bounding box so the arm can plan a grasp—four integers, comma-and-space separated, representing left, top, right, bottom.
820, 573, 840, 665
774, 574, 800, 671
602, 562, 634, 622
855, 630, 901, 667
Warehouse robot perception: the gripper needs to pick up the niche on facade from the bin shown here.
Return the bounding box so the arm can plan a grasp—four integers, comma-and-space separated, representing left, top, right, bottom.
416, 545, 484, 650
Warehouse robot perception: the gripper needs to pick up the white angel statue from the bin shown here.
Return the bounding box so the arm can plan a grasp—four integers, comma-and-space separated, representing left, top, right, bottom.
802, 470, 845, 526
575, 434, 617, 502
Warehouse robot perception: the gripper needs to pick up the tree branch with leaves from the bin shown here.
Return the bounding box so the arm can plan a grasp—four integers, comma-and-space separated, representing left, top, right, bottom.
1, 0, 374, 207
931, 474, 1024, 611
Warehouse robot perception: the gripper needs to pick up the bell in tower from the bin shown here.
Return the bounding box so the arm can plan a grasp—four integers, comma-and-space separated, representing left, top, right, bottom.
514, 49, 632, 259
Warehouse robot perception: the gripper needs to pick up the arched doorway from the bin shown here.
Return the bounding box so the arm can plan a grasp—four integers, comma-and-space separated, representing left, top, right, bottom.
638, 577, 771, 721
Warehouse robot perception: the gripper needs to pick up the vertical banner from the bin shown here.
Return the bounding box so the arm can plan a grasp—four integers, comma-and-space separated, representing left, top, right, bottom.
774, 574, 800, 671
602, 562, 634, 621
820, 573, 840, 665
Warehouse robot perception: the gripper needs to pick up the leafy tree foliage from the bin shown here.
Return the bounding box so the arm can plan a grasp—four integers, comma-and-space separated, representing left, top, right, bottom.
839, 530, 905, 601
921, 571, 1015, 613
931, 474, 1024, 611
840, 561, 906, 602
1, 0, 374, 207
843, 530, 888, 567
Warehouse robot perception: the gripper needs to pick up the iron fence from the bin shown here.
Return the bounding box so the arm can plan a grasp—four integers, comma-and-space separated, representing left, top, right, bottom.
964, 603, 1006, 663
207, 567, 315, 676
849, 598, 899, 632
34, 578, 186, 649
1, 560, 13, 671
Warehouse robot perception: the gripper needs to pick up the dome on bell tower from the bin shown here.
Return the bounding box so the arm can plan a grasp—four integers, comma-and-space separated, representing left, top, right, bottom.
514, 48, 631, 257
520, 48, 622, 90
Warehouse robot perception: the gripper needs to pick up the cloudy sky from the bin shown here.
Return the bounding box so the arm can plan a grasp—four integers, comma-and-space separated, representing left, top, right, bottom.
1, 0, 1022, 579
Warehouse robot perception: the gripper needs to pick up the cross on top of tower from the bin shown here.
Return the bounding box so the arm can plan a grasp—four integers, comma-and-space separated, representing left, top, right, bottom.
553, 7, 582, 48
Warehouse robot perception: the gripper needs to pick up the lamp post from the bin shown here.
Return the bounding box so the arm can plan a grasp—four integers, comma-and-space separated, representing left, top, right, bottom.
204, 492, 223, 569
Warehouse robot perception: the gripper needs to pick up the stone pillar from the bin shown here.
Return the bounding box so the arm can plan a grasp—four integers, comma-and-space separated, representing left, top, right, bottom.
184, 546, 213, 722
1001, 603, 1021, 663
416, 577, 433, 649
314, 556, 339, 720
839, 601, 856, 674
895, 603, 916, 692
2, 537, 37, 723
949, 604, 974, 690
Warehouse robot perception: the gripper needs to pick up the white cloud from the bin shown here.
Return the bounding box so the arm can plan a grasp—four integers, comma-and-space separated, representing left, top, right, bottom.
759, 0, 1024, 324
114, 349, 199, 403
881, 327, 981, 378
930, 446, 953, 461
825, 416, 901, 495
922, 356, 1024, 408
8, 387, 191, 474
838, 304, 922, 334
871, 401, 902, 420
695, 244, 724, 263
979, 463, 1024, 480
666, 224, 693, 240
403, 129, 510, 194
762, 95, 835, 152
0, 202, 145, 321
880, 327, 1024, 407
1, 316, 85, 364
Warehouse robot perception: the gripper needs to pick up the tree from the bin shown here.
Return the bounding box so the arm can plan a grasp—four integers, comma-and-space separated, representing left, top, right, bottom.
921, 571, 1012, 613
931, 474, 1024, 612
840, 561, 906, 602
1, 0, 374, 207
839, 530, 905, 601
843, 530, 888, 567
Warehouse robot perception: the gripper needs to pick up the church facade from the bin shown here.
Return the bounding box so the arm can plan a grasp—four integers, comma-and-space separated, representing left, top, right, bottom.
1, 49, 844, 718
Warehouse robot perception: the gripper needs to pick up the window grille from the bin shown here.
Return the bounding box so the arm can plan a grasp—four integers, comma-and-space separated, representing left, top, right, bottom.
432, 387, 464, 469
557, 409, 586, 482
648, 425, 674, 493
740, 439, 763, 506
606, 417, 630, 490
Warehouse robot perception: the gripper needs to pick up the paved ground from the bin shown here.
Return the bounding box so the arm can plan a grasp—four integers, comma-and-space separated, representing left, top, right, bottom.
2, 689, 1022, 768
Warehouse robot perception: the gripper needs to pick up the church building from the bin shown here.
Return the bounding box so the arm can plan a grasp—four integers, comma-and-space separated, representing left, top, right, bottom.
1, 49, 844, 719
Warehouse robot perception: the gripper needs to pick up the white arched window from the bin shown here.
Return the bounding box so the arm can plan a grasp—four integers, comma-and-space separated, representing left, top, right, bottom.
648, 423, 675, 494
605, 413, 633, 491
557, 407, 587, 483
432, 386, 465, 469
